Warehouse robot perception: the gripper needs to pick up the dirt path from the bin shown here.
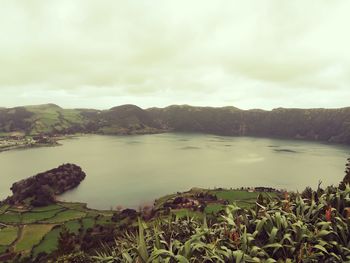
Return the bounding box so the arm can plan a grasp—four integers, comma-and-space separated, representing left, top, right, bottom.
8, 224, 23, 250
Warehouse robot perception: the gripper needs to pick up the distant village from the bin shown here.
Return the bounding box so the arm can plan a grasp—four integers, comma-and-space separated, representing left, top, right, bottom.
157, 187, 282, 213
214, 186, 282, 193
0, 132, 57, 152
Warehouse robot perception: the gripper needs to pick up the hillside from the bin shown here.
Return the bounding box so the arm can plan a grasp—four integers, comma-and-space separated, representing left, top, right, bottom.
0, 104, 350, 144
0, 104, 85, 135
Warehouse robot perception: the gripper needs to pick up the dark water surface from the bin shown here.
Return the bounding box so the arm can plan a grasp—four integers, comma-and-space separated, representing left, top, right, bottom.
0, 133, 349, 209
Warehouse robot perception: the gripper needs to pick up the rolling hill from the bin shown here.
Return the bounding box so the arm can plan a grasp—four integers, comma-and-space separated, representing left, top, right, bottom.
0, 104, 349, 144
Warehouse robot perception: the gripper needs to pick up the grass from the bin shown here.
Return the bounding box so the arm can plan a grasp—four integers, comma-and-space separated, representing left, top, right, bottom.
81, 217, 95, 230
61, 109, 83, 124
32, 227, 61, 257
212, 190, 278, 208
22, 209, 63, 224
0, 212, 21, 224
171, 209, 203, 219
33, 218, 91, 257
0, 204, 10, 214
25, 105, 83, 134
58, 202, 87, 211
8, 207, 30, 213
213, 190, 260, 202
31, 204, 63, 212
95, 215, 112, 225
42, 210, 86, 223
204, 204, 225, 214
0, 245, 7, 254
64, 220, 81, 234
15, 224, 54, 253
0, 226, 18, 246
235, 200, 256, 208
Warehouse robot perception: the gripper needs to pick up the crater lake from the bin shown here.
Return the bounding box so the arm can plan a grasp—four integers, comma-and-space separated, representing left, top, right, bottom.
0, 133, 349, 209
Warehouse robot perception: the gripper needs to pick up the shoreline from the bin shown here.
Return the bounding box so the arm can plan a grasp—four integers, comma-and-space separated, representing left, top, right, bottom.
1, 130, 349, 154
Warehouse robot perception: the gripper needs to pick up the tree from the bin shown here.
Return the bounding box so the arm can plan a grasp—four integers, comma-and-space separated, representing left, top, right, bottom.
339, 158, 350, 190
301, 186, 313, 199
57, 227, 76, 255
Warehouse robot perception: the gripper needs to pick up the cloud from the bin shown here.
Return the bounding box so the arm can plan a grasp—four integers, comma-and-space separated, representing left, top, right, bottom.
0, 0, 349, 109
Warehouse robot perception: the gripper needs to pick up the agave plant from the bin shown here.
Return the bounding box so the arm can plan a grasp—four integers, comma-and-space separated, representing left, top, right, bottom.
92, 185, 350, 263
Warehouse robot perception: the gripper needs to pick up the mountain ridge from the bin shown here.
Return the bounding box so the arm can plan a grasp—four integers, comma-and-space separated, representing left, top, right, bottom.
0, 104, 349, 144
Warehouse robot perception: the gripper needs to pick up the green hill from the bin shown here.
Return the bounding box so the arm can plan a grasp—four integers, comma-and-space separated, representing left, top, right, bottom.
0, 104, 350, 144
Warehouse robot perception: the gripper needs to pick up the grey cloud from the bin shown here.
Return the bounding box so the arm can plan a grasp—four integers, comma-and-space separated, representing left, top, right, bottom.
0, 0, 349, 109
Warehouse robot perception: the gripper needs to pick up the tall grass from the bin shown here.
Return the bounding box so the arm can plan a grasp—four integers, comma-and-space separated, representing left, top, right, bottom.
92, 185, 350, 262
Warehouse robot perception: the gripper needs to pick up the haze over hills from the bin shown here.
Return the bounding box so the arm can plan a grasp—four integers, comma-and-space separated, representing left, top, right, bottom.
0, 103, 350, 144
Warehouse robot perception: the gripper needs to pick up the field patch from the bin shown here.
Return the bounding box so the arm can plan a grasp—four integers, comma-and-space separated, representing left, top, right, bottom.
214, 190, 259, 202
58, 202, 87, 211
32, 227, 61, 257
43, 210, 86, 223
0, 226, 18, 246
64, 220, 81, 234
81, 217, 95, 230
0, 204, 9, 214
15, 224, 54, 253
0, 212, 21, 224
204, 204, 225, 214
22, 209, 63, 224
0, 245, 7, 254
31, 204, 63, 212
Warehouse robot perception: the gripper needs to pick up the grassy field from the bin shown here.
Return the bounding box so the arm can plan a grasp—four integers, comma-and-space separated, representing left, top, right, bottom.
171, 209, 203, 219
204, 204, 225, 214
0, 204, 10, 214
64, 220, 81, 234
22, 209, 63, 224
58, 202, 88, 211
25, 105, 83, 134
0, 212, 21, 224
0, 226, 18, 246
15, 224, 54, 253
0, 246, 7, 254
213, 190, 260, 202
213, 189, 277, 204
32, 227, 61, 257
0, 202, 106, 260
81, 217, 95, 230
31, 204, 63, 212
32, 217, 96, 257
0, 189, 274, 261
43, 210, 86, 223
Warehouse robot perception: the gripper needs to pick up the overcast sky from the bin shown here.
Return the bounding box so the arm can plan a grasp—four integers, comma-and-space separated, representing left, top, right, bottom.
0, 0, 349, 110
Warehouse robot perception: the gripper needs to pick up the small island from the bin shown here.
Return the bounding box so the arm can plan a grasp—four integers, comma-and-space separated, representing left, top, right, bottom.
5, 164, 86, 207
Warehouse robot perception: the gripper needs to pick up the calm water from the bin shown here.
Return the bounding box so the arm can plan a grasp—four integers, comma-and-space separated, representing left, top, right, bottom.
0, 133, 349, 209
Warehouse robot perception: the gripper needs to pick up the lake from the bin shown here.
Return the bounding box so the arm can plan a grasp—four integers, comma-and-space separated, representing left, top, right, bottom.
0, 133, 349, 209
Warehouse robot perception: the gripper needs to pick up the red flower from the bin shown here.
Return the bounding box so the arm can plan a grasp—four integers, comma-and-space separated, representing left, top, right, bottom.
231, 231, 240, 242
325, 206, 332, 222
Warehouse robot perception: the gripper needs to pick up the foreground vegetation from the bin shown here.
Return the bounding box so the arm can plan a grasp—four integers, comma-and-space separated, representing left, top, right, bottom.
0, 159, 349, 262
1, 184, 349, 262
0, 188, 276, 262
93, 185, 350, 262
